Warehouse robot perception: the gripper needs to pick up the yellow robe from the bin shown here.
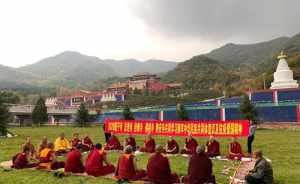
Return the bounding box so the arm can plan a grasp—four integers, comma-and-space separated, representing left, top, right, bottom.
54, 138, 70, 151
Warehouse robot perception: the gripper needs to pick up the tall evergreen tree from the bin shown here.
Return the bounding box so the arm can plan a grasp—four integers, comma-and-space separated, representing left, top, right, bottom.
122, 105, 135, 120
176, 103, 189, 121
240, 94, 257, 124
0, 96, 10, 136
76, 103, 89, 127
32, 97, 48, 126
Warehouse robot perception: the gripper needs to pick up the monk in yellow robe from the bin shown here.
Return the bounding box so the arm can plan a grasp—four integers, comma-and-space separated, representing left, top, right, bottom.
38, 142, 65, 170
54, 133, 70, 155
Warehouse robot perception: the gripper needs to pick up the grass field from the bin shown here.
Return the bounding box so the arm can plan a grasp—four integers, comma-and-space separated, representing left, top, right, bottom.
0, 127, 299, 184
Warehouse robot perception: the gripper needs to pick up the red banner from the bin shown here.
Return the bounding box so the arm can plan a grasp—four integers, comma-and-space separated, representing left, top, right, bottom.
104, 120, 250, 137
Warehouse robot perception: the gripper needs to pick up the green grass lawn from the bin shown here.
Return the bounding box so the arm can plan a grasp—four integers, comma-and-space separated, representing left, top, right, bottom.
0, 127, 299, 184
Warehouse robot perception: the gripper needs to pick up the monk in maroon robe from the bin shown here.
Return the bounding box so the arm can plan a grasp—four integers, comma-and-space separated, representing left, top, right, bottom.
85, 143, 115, 177
21, 136, 36, 158
165, 136, 179, 154
181, 134, 198, 155
104, 133, 123, 151
64, 145, 85, 173
183, 145, 215, 184
38, 142, 65, 170
139, 134, 155, 153
115, 145, 146, 181
70, 133, 81, 148
12, 146, 38, 169
146, 145, 179, 184
228, 137, 244, 160
205, 136, 220, 157
82, 134, 93, 151
125, 135, 136, 151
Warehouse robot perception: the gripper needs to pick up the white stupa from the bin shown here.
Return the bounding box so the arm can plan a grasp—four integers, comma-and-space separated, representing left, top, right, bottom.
270, 51, 299, 89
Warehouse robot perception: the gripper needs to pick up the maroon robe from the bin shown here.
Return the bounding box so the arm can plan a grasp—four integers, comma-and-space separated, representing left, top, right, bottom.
228, 142, 244, 160
82, 136, 93, 151
139, 138, 155, 153
115, 154, 146, 181
184, 153, 214, 184
12, 152, 37, 169
38, 148, 65, 170
85, 149, 115, 177
146, 153, 179, 184
64, 149, 85, 173
125, 137, 136, 151
166, 140, 179, 154
104, 136, 124, 150
71, 138, 81, 148
206, 140, 220, 157
181, 138, 198, 155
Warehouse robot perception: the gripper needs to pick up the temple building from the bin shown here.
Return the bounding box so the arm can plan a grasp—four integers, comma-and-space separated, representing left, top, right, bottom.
270, 51, 299, 89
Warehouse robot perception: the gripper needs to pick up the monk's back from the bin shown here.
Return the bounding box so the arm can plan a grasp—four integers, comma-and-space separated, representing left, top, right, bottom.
147, 153, 172, 184
65, 150, 84, 173
188, 153, 212, 184
117, 154, 135, 179
12, 153, 27, 169
85, 149, 104, 171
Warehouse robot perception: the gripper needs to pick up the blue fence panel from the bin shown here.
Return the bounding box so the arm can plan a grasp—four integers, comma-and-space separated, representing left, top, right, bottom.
187, 109, 220, 120
96, 112, 123, 122
225, 108, 242, 120
163, 110, 177, 120
256, 106, 297, 122
278, 90, 300, 102
185, 101, 217, 107
134, 111, 159, 120
221, 97, 242, 106
251, 92, 273, 103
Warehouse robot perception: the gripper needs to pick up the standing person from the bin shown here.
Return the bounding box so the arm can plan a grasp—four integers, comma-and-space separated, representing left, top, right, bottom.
245, 150, 273, 184
248, 122, 257, 155
103, 122, 111, 143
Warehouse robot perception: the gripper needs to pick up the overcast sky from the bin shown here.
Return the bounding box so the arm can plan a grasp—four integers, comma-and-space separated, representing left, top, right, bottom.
0, 0, 299, 67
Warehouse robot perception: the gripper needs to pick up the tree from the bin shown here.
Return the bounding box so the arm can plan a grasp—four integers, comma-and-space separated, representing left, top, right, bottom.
32, 97, 48, 126
0, 96, 10, 136
76, 103, 89, 127
176, 103, 189, 121
240, 94, 257, 124
122, 105, 135, 120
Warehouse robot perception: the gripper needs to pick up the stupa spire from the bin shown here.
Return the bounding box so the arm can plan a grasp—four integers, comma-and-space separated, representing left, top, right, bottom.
277, 50, 287, 60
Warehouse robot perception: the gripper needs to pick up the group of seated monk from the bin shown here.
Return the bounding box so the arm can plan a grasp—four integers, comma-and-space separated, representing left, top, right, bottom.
12, 132, 246, 184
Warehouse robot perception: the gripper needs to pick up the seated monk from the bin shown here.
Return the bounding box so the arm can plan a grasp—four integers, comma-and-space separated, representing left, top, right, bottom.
228, 137, 244, 160
115, 145, 146, 182
139, 134, 155, 153
125, 135, 136, 151
22, 136, 36, 158
181, 133, 198, 155
12, 146, 38, 169
85, 143, 115, 177
82, 134, 94, 152
146, 145, 179, 184
183, 145, 216, 184
38, 142, 65, 170
104, 133, 123, 151
70, 133, 81, 148
205, 136, 220, 157
165, 136, 179, 154
38, 136, 48, 155
64, 144, 85, 173
54, 133, 71, 155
